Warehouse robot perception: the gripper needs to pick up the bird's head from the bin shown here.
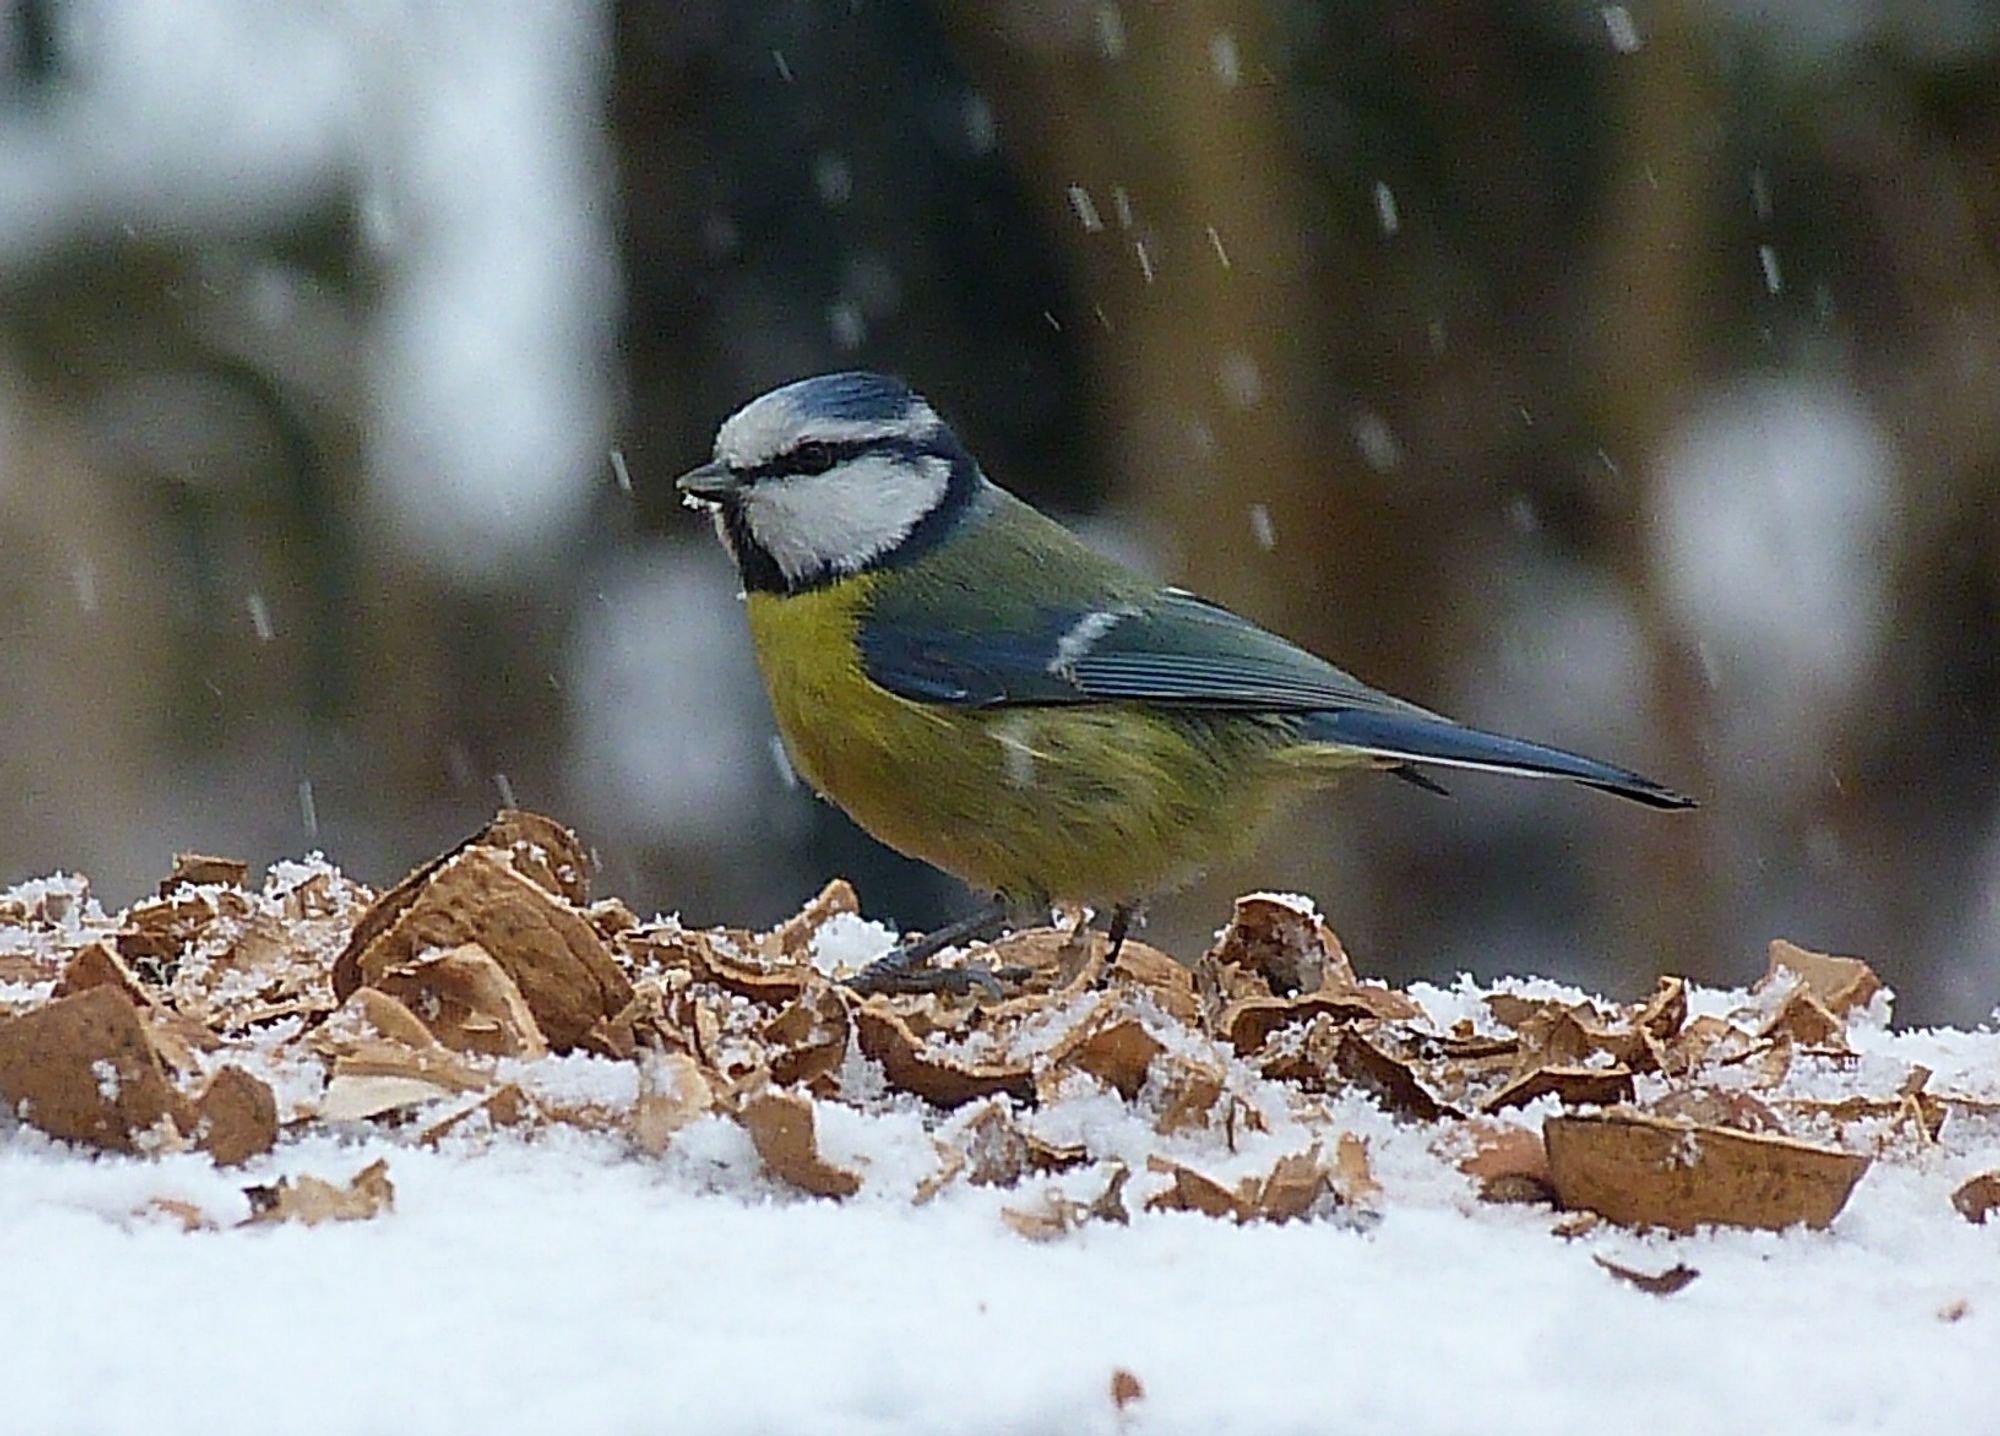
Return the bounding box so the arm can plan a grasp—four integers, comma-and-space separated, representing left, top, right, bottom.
677, 372, 984, 593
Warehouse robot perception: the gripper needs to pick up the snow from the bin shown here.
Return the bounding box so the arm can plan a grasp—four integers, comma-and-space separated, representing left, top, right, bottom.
566, 550, 776, 849
1602, 5, 1644, 53
1246, 502, 1275, 551
0, 1101, 1994, 1436
2, 856, 1996, 1432
1069, 184, 1106, 233
91, 1058, 121, 1103
0, 982, 1994, 1433
1759, 242, 1784, 294
809, 910, 900, 976
1373, 179, 1400, 236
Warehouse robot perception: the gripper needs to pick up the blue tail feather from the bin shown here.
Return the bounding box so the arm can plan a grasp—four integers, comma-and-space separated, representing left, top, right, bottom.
1301, 709, 1694, 810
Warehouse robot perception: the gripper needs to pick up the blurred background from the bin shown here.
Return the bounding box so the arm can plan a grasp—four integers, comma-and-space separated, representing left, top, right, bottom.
3, 0, 1998, 1021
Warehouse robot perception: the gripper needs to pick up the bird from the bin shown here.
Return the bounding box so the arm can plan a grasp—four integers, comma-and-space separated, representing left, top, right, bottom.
676, 371, 1693, 994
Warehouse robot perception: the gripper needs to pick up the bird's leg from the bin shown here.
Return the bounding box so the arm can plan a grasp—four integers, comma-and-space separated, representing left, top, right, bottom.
846, 895, 1014, 997
1105, 904, 1137, 962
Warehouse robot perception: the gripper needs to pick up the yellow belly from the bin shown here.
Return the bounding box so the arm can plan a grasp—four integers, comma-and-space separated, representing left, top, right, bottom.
743, 581, 1335, 905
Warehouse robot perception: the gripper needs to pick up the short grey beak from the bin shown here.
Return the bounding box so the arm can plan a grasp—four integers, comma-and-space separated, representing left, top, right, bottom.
675, 460, 740, 504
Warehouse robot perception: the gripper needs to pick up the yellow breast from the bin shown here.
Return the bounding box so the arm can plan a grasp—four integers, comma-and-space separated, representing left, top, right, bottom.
744, 577, 967, 867
741, 581, 1317, 906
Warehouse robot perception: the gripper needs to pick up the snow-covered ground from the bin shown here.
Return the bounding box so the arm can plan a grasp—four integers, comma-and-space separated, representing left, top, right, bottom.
1, 846, 1996, 1435
4, 1067, 1996, 1435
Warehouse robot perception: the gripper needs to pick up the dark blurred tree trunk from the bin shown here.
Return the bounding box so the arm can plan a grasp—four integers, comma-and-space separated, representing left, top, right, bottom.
940, 4, 1412, 657
1585, 9, 1725, 987
941, 2, 1437, 945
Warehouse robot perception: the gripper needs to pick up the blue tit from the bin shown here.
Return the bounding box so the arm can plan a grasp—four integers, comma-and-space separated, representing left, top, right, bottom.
677, 372, 1692, 992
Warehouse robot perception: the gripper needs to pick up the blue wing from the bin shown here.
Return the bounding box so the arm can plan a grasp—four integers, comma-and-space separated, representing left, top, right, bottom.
859, 587, 1692, 809
854, 491, 1693, 809
859, 586, 1426, 715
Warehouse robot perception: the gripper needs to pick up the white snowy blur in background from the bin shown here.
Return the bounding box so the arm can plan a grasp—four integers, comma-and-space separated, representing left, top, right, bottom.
1649, 380, 1895, 799
0, 0, 612, 578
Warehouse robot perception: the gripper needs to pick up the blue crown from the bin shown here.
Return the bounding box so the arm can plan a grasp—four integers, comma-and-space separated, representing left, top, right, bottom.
774, 370, 923, 423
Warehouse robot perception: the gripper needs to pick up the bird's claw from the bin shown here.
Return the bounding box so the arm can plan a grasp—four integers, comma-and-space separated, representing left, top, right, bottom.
845, 957, 1031, 1000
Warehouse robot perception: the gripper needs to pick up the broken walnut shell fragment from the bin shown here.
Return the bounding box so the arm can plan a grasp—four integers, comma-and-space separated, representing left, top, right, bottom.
245, 1159, 395, 1227
739, 1087, 861, 1198
331, 810, 593, 997
617, 926, 815, 1006
481, 809, 593, 907
1951, 1171, 2000, 1225
1328, 1026, 1458, 1121
1104, 941, 1200, 1024
1257, 1018, 1457, 1121
1451, 1120, 1556, 1205
761, 985, 850, 1091
1757, 983, 1848, 1050
1041, 998, 1164, 1101
333, 844, 630, 1052
1483, 1063, 1635, 1114
1218, 986, 1420, 1056
1761, 938, 1883, 1017
983, 926, 1106, 1006
313, 988, 495, 1121
757, 878, 860, 961
1594, 1254, 1700, 1296
160, 853, 251, 895
192, 1066, 279, 1166
371, 942, 550, 1059
0, 985, 188, 1153
1205, 893, 1355, 995
1001, 1161, 1132, 1240
632, 1053, 717, 1154
1144, 1142, 1351, 1224
852, 999, 1033, 1108
54, 940, 153, 1006
1152, 1054, 1228, 1135
1544, 1109, 1869, 1233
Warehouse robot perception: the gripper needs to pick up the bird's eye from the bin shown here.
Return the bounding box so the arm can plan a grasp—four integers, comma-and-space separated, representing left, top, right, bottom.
790, 441, 838, 475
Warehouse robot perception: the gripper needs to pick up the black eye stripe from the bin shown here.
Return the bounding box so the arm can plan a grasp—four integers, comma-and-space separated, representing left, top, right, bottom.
733, 436, 930, 483
791, 440, 836, 474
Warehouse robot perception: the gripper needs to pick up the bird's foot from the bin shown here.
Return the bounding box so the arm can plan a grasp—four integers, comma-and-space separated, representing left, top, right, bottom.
846, 955, 1011, 999
843, 897, 1020, 999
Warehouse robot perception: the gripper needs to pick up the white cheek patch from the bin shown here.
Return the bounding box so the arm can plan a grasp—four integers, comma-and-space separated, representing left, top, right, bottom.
742, 453, 950, 583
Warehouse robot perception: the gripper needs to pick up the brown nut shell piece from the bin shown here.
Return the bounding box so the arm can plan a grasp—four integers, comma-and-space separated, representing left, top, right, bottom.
852, 1000, 1034, 1108
331, 809, 592, 999
1952, 1171, 2000, 1225
1218, 987, 1420, 1056
1545, 1109, 1869, 1233
1761, 939, 1883, 1017
334, 846, 629, 1052
193, 1066, 279, 1166
160, 853, 251, 895
1206, 894, 1355, 995
372, 942, 550, 1059
739, 1087, 861, 1198
245, 1159, 395, 1227
0, 986, 188, 1152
